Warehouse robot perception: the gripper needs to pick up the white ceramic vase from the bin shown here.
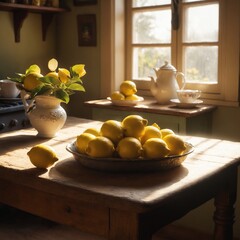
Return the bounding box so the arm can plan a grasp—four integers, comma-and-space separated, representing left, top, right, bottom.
27, 95, 67, 138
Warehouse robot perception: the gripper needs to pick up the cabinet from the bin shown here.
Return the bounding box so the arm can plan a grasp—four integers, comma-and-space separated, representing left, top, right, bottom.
85, 99, 217, 136
0, 2, 69, 42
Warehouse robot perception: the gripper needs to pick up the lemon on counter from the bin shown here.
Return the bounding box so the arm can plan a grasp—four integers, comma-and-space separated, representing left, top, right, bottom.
163, 134, 186, 155
125, 94, 140, 101
117, 137, 143, 159
120, 80, 137, 96
111, 91, 125, 100
122, 115, 148, 139
86, 136, 115, 158
27, 144, 59, 169
143, 138, 170, 158
76, 133, 96, 154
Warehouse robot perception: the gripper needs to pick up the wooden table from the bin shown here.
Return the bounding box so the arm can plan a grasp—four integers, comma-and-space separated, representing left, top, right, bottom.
0, 117, 240, 240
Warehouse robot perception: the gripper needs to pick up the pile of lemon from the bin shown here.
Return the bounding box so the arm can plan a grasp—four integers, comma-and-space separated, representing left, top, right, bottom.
110, 80, 142, 101
75, 115, 186, 159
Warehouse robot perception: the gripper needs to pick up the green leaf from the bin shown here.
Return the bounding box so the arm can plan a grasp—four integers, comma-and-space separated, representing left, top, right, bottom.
26, 64, 41, 75
54, 89, 69, 103
39, 76, 61, 85
67, 83, 85, 91
30, 85, 54, 98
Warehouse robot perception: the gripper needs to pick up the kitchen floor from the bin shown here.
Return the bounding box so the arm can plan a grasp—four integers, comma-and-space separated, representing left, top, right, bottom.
0, 205, 213, 240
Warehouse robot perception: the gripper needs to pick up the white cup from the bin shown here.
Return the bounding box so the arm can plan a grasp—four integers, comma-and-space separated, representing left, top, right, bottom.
176, 89, 201, 104
0, 80, 20, 98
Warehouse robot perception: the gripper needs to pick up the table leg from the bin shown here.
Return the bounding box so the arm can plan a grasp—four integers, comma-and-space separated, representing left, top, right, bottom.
109, 209, 152, 240
213, 167, 237, 240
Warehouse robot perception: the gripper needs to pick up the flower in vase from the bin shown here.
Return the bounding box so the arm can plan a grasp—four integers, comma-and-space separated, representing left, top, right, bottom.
8, 58, 86, 104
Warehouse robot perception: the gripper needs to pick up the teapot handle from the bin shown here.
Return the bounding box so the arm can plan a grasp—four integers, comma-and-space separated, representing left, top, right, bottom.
176, 72, 186, 90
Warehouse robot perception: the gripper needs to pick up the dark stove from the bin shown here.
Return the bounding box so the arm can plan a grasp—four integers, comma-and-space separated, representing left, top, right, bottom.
0, 99, 31, 133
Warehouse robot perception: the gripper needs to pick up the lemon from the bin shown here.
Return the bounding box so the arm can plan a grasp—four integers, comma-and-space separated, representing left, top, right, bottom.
58, 68, 70, 83
48, 58, 58, 72
23, 72, 43, 91
143, 138, 170, 158
46, 71, 59, 80
122, 115, 148, 139
120, 80, 137, 96
100, 120, 124, 145
86, 136, 115, 158
125, 94, 140, 101
140, 125, 162, 144
111, 91, 125, 100
161, 128, 175, 138
163, 134, 186, 155
76, 133, 96, 154
27, 144, 59, 169
83, 128, 101, 136
117, 137, 142, 159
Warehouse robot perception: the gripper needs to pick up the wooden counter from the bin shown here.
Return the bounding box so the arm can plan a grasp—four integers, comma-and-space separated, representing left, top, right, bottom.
0, 117, 240, 239
85, 99, 217, 136
85, 98, 216, 117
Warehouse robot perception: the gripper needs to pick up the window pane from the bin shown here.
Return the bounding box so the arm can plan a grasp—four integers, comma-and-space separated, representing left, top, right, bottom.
184, 4, 219, 42
132, 0, 170, 7
133, 10, 171, 44
184, 46, 218, 83
133, 47, 171, 79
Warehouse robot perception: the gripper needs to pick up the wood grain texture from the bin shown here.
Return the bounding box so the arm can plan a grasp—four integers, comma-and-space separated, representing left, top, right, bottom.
0, 117, 240, 239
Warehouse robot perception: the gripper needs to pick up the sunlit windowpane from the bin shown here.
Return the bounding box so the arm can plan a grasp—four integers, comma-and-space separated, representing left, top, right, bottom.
184, 4, 219, 42
132, 0, 170, 7
133, 10, 171, 44
133, 47, 171, 79
184, 46, 218, 83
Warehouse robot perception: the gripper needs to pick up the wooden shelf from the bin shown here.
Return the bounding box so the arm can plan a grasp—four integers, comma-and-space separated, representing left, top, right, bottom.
0, 2, 69, 42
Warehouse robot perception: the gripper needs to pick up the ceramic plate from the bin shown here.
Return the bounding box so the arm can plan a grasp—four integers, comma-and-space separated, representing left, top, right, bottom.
170, 99, 203, 109
107, 97, 144, 107
66, 141, 194, 172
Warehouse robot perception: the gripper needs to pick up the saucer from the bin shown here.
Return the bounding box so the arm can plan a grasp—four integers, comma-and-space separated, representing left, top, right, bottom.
170, 99, 203, 108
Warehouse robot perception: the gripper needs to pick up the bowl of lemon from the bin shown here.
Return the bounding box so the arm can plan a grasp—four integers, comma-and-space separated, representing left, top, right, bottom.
108, 80, 144, 106
66, 115, 194, 172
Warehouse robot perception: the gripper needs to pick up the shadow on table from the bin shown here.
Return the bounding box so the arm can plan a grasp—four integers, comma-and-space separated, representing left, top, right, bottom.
49, 158, 189, 190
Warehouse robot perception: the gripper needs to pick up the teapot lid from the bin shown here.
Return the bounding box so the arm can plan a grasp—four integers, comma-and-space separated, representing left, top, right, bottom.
160, 61, 176, 71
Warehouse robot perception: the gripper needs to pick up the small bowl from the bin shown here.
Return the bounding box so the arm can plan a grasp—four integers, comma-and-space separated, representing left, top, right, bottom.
0, 80, 20, 98
176, 89, 201, 104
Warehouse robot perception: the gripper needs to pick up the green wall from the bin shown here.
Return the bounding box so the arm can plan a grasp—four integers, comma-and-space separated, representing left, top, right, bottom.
0, 2, 240, 238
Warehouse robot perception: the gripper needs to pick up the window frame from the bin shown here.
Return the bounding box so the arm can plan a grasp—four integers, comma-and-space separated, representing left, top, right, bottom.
125, 0, 240, 106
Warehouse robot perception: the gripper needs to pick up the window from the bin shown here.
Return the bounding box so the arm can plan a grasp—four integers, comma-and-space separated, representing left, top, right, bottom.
125, 0, 240, 106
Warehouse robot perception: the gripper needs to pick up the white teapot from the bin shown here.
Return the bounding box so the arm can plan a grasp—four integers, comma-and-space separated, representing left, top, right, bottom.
150, 61, 185, 104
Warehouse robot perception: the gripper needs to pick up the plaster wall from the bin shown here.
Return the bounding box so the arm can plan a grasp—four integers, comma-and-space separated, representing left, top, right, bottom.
0, 2, 240, 238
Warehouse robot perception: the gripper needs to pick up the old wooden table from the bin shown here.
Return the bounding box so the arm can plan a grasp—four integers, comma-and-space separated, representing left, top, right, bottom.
0, 117, 240, 240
